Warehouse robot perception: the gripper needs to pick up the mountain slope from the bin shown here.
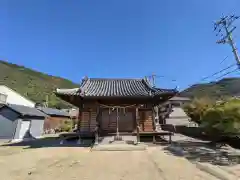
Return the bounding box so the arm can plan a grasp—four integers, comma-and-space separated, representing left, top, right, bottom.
0, 60, 79, 108
2, 60, 239, 105
180, 78, 240, 99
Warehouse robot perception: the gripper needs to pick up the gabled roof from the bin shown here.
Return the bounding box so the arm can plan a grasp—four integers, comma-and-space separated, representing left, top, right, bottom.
0, 104, 47, 118
0, 85, 35, 105
38, 107, 71, 117
55, 78, 177, 98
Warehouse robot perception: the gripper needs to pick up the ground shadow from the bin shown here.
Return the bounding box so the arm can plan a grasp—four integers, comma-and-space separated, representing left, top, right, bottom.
1, 136, 94, 149
163, 140, 240, 166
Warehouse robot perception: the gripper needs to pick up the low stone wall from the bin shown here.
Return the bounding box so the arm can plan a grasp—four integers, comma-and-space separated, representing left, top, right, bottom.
161, 125, 240, 148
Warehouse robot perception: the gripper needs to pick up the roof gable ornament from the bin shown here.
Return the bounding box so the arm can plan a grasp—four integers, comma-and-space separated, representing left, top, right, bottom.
149, 90, 152, 96
83, 76, 88, 81
80, 76, 89, 96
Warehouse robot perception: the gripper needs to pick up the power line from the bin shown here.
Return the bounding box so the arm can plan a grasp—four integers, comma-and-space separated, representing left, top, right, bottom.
146, 74, 177, 87
155, 75, 177, 82
219, 56, 228, 64
200, 63, 236, 82
215, 67, 239, 80
182, 63, 238, 93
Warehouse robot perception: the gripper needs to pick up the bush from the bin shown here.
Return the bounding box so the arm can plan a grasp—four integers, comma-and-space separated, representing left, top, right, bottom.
59, 120, 73, 132
201, 99, 240, 135
185, 97, 240, 135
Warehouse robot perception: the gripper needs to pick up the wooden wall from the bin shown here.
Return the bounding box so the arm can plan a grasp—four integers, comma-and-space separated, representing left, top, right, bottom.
139, 111, 154, 132
79, 110, 97, 132
78, 108, 154, 133
101, 110, 117, 132
101, 109, 135, 132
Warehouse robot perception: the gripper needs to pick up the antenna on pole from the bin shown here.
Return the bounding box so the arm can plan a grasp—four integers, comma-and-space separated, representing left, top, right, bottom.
214, 14, 240, 68
151, 73, 156, 87
146, 73, 156, 87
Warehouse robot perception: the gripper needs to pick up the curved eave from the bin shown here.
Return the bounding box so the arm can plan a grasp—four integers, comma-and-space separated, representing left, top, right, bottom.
55, 88, 82, 96
54, 86, 178, 107
55, 92, 177, 99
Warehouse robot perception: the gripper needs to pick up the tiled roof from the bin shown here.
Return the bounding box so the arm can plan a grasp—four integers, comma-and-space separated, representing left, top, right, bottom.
56, 78, 177, 98
2, 104, 47, 117
38, 107, 71, 117
55, 88, 82, 96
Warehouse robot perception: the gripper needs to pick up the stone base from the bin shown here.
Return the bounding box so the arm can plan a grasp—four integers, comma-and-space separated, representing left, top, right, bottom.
92, 143, 147, 151
114, 135, 123, 141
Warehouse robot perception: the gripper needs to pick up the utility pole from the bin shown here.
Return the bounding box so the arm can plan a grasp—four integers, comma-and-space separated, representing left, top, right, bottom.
45, 95, 48, 107
214, 15, 240, 68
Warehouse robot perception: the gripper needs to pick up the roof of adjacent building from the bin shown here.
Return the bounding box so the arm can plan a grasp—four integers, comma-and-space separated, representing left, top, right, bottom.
0, 103, 5, 109
0, 85, 36, 105
0, 104, 47, 117
55, 78, 177, 98
61, 108, 78, 117
38, 107, 71, 117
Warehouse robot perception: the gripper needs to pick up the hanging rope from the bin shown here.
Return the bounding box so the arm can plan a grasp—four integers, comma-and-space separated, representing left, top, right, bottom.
99, 103, 137, 109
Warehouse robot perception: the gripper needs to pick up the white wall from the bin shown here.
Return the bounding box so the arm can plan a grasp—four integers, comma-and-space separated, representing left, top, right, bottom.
0, 107, 20, 140
0, 85, 35, 107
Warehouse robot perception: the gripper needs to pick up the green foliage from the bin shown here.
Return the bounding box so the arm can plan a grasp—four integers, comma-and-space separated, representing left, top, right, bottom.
201, 99, 240, 134
185, 97, 240, 135
0, 60, 79, 108
59, 120, 73, 132
183, 97, 214, 124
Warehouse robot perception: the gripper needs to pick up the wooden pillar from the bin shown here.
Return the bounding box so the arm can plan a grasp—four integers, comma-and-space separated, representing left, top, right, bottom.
152, 106, 156, 131
135, 106, 140, 144
154, 105, 159, 130
77, 103, 83, 144
94, 105, 100, 145
77, 105, 83, 132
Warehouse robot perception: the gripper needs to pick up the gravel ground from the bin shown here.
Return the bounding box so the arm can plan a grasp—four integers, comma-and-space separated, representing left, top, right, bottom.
0, 144, 223, 180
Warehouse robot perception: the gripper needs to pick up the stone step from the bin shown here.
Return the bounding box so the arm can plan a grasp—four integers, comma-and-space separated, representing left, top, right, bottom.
92, 143, 147, 151
98, 135, 137, 145
195, 162, 238, 180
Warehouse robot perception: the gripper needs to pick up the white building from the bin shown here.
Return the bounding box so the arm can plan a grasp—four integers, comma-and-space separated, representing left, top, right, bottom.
0, 85, 35, 107
165, 96, 196, 126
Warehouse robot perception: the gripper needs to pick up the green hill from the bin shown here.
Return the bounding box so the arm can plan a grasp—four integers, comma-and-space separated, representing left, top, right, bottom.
180, 78, 240, 99
0, 60, 79, 108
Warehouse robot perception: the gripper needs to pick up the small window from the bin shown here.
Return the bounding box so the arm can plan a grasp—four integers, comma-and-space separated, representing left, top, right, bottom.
0, 93, 7, 103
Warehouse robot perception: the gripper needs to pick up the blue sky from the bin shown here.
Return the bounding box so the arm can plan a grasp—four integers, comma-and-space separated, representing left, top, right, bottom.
0, 0, 240, 90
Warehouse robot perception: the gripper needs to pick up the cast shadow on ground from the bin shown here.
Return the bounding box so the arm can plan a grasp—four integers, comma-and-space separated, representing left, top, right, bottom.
163, 139, 240, 166
1, 136, 94, 149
